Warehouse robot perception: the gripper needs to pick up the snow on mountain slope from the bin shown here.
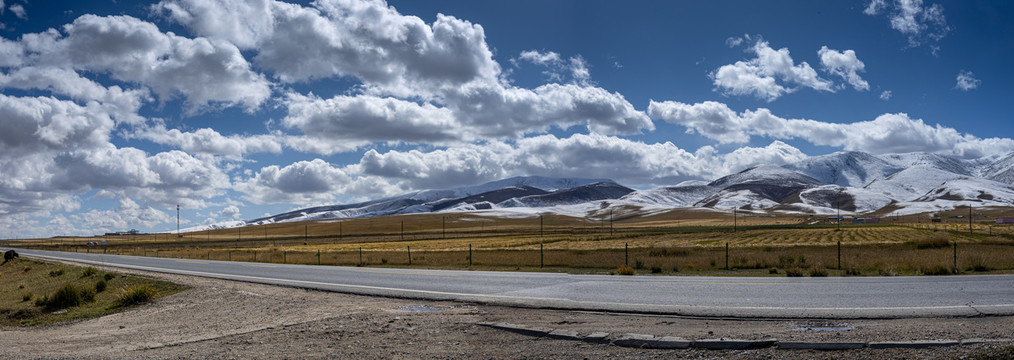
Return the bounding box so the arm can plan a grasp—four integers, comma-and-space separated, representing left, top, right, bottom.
504, 182, 634, 208
863, 166, 966, 201
783, 151, 902, 188
982, 152, 1014, 185
881, 153, 977, 176
694, 165, 823, 209
796, 185, 893, 213
618, 184, 717, 208
410, 176, 612, 203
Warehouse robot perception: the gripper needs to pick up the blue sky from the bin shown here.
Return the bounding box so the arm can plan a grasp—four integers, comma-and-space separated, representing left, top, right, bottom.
1, 0, 1011, 237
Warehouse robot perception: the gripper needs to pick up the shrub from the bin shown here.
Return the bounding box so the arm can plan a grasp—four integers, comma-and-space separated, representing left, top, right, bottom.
380, 258, 388, 265
23, 266, 31, 272
82, 267, 97, 278
809, 266, 828, 277
845, 266, 862, 276
768, 267, 779, 275
633, 259, 645, 269
965, 256, 990, 272
785, 268, 804, 277
615, 266, 635, 275
117, 285, 155, 307
104, 273, 115, 281
95, 279, 107, 293
38, 284, 83, 310
672, 265, 679, 273
49, 269, 64, 277
79, 288, 95, 303
922, 265, 952, 276
650, 266, 662, 274
21, 294, 31, 302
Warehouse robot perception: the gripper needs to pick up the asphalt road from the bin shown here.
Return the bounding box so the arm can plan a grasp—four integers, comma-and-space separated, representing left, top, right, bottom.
9, 248, 1014, 319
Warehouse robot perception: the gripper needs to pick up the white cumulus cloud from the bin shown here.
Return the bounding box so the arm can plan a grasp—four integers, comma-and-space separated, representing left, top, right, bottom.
818, 46, 869, 91
712, 40, 834, 101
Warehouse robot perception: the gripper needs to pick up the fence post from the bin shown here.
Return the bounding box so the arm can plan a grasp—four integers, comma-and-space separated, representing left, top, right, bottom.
725, 242, 729, 270
254, 250, 257, 262
283, 250, 287, 264
953, 242, 958, 274
540, 243, 544, 268
407, 246, 411, 265
837, 240, 841, 270
228, 250, 232, 261
317, 249, 320, 265
468, 243, 472, 267
624, 243, 628, 267
359, 247, 363, 265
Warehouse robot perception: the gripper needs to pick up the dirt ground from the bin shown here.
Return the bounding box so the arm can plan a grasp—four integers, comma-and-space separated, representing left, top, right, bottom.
2, 263, 1013, 359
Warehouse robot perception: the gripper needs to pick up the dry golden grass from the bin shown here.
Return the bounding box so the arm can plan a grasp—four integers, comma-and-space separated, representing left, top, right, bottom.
9, 208, 1014, 276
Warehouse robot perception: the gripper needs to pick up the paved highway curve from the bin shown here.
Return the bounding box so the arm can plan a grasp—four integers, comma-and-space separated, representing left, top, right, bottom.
9, 248, 1014, 319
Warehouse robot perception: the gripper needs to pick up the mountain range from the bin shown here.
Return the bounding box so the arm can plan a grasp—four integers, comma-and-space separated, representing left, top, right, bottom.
187, 151, 1014, 231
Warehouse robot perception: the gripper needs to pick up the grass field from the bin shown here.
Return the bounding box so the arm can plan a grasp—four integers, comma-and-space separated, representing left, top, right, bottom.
5, 207, 1014, 276
0, 258, 187, 327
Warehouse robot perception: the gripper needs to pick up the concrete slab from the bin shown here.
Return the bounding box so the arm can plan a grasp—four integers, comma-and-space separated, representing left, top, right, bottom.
546, 329, 581, 341
583, 332, 610, 344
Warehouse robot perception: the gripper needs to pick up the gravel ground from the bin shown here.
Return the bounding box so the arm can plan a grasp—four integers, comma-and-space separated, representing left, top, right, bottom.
2, 264, 1013, 359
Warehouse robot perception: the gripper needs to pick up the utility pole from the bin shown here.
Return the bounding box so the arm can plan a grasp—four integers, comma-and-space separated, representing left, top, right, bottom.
176, 204, 180, 238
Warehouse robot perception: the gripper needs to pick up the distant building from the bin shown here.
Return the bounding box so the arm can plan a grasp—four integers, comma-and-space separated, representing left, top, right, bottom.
998, 218, 1014, 224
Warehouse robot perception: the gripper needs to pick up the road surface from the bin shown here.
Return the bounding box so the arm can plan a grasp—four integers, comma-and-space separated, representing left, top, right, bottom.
9, 248, 1014, 319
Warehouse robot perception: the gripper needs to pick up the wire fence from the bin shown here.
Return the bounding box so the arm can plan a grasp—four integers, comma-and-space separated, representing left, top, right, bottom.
17, 239, 1014, 276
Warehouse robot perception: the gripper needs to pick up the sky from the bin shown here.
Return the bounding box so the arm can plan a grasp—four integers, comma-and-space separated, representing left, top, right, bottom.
1, 0, 1012, 238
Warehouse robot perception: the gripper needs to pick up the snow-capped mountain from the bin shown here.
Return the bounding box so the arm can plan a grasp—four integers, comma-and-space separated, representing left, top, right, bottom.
783, 151, 901, 188
188, 151, 1014, 232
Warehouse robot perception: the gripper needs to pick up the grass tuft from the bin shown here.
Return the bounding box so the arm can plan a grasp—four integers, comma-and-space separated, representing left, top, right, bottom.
117, 285, 155, 307
785, 268, 804, 277
81, 267, 97, 278
615, 266, 635, 275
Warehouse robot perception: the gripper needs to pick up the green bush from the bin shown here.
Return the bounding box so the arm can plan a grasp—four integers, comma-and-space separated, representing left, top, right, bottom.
95, 279, 107, 293
82, 267, 97, 277
104, 273, 115, 281
38, 284, 82, 310
79, 288, 95, 303
117, 285, 155, 307
615, 266, 635, 276
785, 268, 804, 277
